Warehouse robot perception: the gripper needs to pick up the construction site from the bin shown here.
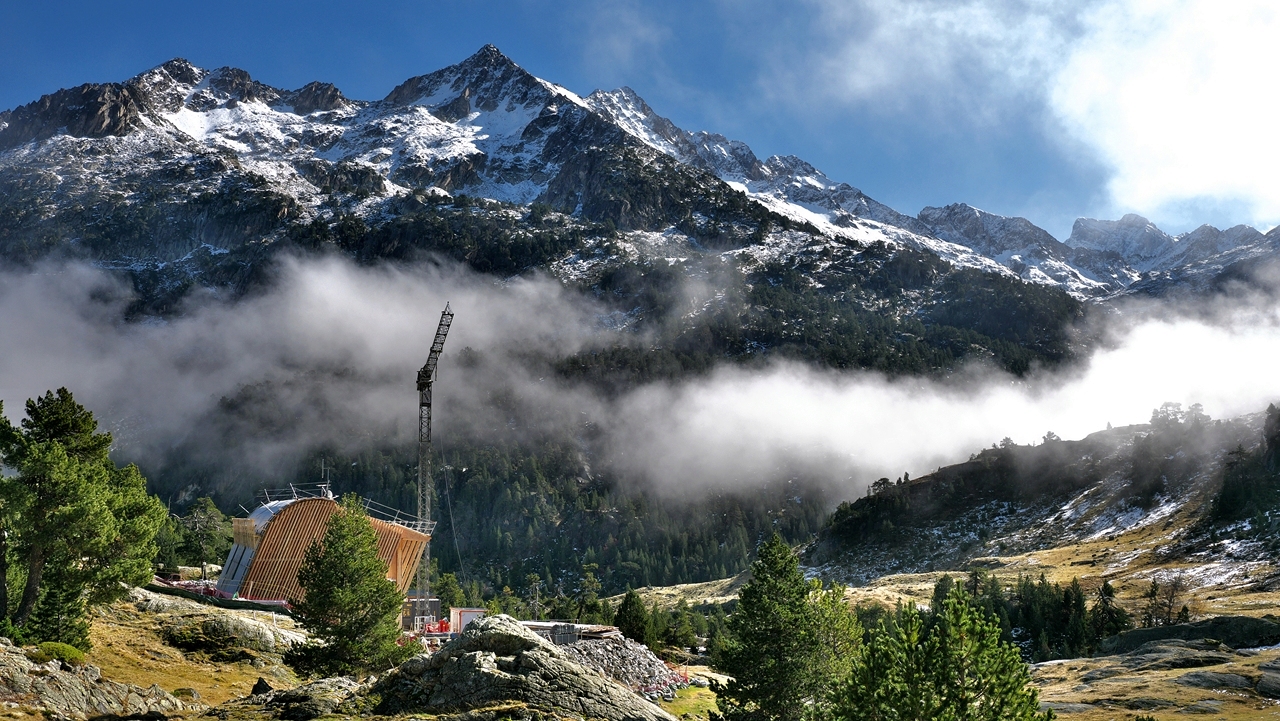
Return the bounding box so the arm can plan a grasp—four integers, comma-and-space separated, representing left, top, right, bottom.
151, 303, 636, 649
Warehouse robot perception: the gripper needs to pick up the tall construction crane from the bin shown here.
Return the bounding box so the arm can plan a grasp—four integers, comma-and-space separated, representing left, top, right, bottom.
415, 303, 453, 622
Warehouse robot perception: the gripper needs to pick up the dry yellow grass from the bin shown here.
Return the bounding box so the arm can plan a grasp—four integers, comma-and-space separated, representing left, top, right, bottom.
77, 484, 1280, 721
616, 497, 1280, 718
659, 686, 719, 720
608, 573, 750, 610
86, 601, 298, 709
628, 490, 1278, 620
1031, 649, 1280, 720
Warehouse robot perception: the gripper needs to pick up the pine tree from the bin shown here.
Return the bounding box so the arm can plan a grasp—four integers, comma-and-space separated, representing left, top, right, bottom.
434, 573, 465, 618
286, 494, 415, 677
0, 389, 165, 627
713, 533, 848, 721
835, 588, 1051, 721
614, 589, 650, 645
26, 562, 91, 651
929, 586, 1047, 721
835, 606, 937, 721
666, 599, 698, 651
1087, 580, 1131, 641
178, 497, 231, 581
1062, 578, 1088, 657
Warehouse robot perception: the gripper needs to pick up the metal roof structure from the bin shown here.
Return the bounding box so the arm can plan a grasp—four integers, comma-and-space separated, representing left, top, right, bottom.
215, 490, 430, 603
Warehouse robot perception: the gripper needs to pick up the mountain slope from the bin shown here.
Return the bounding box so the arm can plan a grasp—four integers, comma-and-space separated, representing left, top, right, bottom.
0, 45, 1092, 376
0, 46, 1046, 298
4, 44, 1274, 309
805, 404, 1279, 588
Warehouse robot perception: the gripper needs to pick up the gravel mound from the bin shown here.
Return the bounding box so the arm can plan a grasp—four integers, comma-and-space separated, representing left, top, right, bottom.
562, 637, 685, 698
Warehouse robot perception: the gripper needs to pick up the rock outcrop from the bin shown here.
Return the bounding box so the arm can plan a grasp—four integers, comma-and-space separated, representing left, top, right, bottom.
130, 587, 304, 658
1097, 615, 1280, 654
0, 636, 191, 719
215, 615, 674, 721
0, 82, 149, 150
372, 615, 675, 720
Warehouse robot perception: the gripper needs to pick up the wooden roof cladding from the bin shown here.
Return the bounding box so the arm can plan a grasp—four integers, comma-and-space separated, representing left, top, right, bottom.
236, 497, 429, 603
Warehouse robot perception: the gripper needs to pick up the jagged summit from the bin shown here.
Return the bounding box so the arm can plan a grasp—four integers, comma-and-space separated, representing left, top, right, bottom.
1068, 213, 1174, 269
1062, 213, 1269, 280
0, 57, 361, 153
916, 203, 1114, 296
383, 43, 567, 108
0, 81, 150, 150
2, 46, 1277, 304
471, 43, 517, 66
918, 203, 1062, 256
584, 84, 939, 240
156, 58, 202, 85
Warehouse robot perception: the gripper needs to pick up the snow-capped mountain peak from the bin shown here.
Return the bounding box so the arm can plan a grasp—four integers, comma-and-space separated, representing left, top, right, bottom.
915, 203, 1114, 296
1067, 214, 1175, 271
584, 85, 940, 240
2, 45, 1277, 305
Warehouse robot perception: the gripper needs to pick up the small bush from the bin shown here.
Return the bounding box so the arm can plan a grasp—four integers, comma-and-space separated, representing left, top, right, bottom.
0, 618, 27, 646
27, 642, 85, 666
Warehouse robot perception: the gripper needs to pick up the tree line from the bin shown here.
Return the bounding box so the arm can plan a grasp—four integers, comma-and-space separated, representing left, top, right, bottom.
711, 535, 1053, 721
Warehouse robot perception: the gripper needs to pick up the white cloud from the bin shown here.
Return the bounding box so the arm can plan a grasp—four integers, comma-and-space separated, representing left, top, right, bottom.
579, 0, 671, 82
1050, 0, 1280, 227
610, 307, 1280, 493
784, 0, 1082, 117
770, 0, 1280, 227
6, 258, 1280, 499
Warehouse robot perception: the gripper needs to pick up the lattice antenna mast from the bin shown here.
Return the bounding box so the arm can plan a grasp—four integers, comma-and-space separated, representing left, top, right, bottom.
416, 303, 453, 612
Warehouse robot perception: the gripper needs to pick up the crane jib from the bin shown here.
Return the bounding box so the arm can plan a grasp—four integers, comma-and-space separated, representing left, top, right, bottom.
417, 306, 454, 388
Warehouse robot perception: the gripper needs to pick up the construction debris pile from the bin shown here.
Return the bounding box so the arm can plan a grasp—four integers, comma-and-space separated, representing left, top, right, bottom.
563, 636, 688, 701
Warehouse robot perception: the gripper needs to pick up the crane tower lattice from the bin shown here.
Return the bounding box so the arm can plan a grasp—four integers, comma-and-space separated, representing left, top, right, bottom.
416, 303, 453, 618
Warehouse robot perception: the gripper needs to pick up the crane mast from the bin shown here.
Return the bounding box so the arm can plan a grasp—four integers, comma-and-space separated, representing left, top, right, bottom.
416, 303, 453, 621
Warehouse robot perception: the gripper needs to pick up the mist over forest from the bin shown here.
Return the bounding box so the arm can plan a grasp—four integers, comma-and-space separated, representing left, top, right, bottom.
3, 251, 1280, 592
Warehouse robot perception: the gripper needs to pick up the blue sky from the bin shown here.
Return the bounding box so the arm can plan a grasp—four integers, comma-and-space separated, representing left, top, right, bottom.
3, 0, 1276, 238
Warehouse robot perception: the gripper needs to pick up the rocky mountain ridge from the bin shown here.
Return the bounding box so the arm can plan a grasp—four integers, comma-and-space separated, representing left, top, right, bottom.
3, 45, 1276, 307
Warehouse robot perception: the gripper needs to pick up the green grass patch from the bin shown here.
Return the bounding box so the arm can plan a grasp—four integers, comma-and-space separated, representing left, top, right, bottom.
659, 686, 719, 720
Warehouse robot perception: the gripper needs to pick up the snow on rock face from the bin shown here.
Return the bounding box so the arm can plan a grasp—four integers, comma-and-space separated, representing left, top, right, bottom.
582, 85, 1028, 284
1067, 214, 1176, 272
918, 203, 1115, 297
4, 43, 1278, 303
920, 203, 1063, 257
1061, 214, 1273, 293
1168, 224, 1265, 268
0, 45, 636, 230
585, 87, 930, 236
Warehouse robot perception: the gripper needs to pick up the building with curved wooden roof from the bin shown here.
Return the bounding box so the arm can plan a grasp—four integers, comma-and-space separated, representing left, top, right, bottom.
216, 495, 429, 603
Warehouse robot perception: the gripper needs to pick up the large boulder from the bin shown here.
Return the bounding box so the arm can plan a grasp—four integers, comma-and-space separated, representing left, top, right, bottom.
128, 587, 304, 661
375, 615, 675, 721
163, 615, 283, 658
213, 615, 675, 721
263, 677, 363, 721
1174, 671, 1257, 689
0, 636, 191, 719
1116, 639, 1235, 671
1256, 672, 1280, 698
